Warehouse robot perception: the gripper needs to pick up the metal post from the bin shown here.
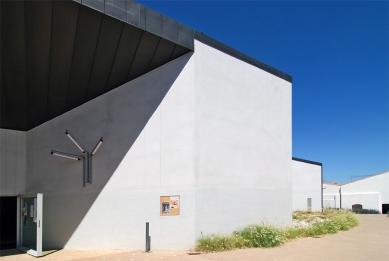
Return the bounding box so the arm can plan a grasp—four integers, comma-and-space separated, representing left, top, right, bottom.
88, 152, 92, 184
146, 222, 151, 252
339, 188, 342, 209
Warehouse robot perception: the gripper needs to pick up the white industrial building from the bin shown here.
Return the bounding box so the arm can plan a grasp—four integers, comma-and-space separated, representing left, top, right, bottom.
323, 171, 389, 214
292, 158, 322, 212
0, 0, 293, 255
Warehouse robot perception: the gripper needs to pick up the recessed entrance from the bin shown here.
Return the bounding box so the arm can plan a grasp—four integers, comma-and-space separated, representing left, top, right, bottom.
0, 197, 17, 250
352, 204, 362, 211
382, 204, 389, 214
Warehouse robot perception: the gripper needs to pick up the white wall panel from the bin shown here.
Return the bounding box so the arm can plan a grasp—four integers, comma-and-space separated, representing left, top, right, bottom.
0, 129, 26, 196
292, 160, 322, 211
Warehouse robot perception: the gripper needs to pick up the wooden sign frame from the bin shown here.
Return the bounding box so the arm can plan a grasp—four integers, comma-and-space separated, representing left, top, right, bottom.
160, 195, 180, 216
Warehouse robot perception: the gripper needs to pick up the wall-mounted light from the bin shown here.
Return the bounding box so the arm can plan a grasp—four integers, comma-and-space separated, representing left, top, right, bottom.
91, 138, 103, 156
65, 130, 86, 153
51, 150, 82, 161
51, 131, 104, 187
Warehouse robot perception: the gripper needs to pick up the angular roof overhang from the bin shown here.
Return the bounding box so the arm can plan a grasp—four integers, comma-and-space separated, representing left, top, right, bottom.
0, 0, 193, 131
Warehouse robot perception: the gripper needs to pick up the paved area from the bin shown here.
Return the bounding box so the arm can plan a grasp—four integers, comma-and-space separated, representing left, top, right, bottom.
1, 214, 388, 261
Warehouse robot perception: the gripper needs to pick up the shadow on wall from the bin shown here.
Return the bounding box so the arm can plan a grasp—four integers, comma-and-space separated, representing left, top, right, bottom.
25, 53, 192, 249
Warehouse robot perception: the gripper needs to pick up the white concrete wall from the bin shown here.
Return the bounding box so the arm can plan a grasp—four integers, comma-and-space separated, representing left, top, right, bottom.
26, 53, 196, 250
24, 40, 293, 250
0, 129, 26, 196
292, 160, 322, 212
340, 172, 389, 213
341, 193, 380, 211
193, 40, 292, 236
323, 183, 341, 209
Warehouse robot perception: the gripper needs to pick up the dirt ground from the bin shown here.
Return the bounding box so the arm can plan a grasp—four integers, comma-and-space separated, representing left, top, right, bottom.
1, 214, 388, 261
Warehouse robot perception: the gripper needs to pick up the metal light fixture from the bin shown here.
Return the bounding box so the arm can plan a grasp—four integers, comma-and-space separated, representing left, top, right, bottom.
51, 150, 82, 161
51, 130, 104, 186
91, 138, 103, 155
65, 130, 86, 153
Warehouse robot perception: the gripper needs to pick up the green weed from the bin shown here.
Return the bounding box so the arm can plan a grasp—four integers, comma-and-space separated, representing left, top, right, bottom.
196, 209, 359, 252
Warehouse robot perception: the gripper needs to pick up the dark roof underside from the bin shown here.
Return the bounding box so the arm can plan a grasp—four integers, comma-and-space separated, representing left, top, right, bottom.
0, 0, 193, 131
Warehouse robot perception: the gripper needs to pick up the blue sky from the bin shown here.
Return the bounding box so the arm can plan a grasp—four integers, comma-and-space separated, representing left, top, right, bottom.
138, 0, 388, 184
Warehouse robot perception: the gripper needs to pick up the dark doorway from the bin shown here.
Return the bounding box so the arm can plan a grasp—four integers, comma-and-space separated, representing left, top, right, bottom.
382, 204, 389, 215
352, 204, 362, 211
0, 197, 17, 250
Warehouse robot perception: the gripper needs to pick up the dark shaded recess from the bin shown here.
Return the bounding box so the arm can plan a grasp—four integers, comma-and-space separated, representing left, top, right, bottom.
47, 1, 79, 121
105, 25, 143, 92
383, 204, 389, 215
1, 0, 27, 130
148, 38, 176, 71
0, 0, 192, 131
170, 45, 190, 61
86, 16, 124, 102
66, 5, 103, 110
0, 197, 17, 250
1, 75, 7, 128
25, 0, 52, 129
127, 31, 160, 81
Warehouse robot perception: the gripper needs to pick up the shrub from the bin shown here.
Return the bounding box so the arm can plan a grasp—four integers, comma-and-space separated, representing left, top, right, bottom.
196, 235, 236, 252
352, 209, 380, 214
234, 225, 285, 248
196, 209, 359, 252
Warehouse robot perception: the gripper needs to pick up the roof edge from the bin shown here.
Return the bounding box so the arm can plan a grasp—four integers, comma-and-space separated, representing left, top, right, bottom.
194, 31, 292, 83
292, 157, 322, 166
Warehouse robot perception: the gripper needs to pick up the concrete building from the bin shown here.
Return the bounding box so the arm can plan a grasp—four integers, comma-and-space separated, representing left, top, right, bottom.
323, 171, 389, 214
0, 0, 292, 254
292, 158, 322, 212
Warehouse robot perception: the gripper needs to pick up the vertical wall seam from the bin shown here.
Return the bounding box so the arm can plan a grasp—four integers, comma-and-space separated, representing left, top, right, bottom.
65, 4, 80, 111
84, 13, 104, 102
24, 0, 28, 130
45, 0, 54, 120
104, 22, 125, 93
15, 131, 17, 195
126, 30, 144, 81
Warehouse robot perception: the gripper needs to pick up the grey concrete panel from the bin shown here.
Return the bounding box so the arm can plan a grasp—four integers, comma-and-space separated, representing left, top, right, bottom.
0, 130, 6, 194
145, 8, 162, 37
15, 131, 26, 195
170, 44, 191, 61
5, 130, 16, 195
47, 95, 68, 121
25, 0, 53, 128
0, 76, 8, 128
177, 23, 194, 50
127, 31, 160, 81
148, 38, 176, 71
126, 0, 141, 28
139, 4, 146, 30
82, 0, 104, 13
105, 0, 126, 22
1, 0, 27, 130
66, 6, 103, 110
48, 0, 79, 120
105, 24, 143, 92
86, 15, 123, 101
162, 16, 178, 43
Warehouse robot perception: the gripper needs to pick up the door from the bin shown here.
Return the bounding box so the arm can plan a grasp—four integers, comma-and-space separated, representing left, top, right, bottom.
0, 197, 17, 249
17, 194, 43, 257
